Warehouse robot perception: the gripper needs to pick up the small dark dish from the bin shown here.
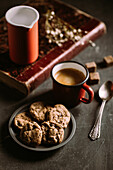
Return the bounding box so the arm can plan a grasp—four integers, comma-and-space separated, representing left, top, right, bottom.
8, 103, 76, 151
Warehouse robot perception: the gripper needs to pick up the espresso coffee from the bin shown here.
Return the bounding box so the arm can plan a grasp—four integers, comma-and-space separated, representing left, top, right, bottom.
55, 68, 85, 85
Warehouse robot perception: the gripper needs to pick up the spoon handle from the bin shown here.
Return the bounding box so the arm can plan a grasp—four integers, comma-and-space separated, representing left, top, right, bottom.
89, 100, 106, 140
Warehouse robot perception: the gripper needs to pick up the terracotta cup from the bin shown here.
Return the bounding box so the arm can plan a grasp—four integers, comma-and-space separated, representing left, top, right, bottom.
5, 5, 39, 65
51, 61, 94, 108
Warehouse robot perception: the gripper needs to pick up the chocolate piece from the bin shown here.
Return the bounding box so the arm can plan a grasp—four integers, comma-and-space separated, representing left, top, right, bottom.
89, 72, 100, 84
103, 55, 113, 66
85, 61, 97, 72
0, 0, 106, 94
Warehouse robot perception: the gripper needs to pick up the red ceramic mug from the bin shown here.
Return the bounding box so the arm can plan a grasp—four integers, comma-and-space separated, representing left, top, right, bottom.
5, 5, 39, 65
51, 61, 94, 108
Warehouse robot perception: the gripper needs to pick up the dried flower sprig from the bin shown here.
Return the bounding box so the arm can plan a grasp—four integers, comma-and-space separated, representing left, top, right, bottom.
45, 10, 87, 46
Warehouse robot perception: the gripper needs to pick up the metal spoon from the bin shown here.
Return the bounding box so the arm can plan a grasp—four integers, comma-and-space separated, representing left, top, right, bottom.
89, 80, 113, 141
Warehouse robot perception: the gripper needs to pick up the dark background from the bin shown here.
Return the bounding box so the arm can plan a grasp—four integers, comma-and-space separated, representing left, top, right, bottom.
0, 0, 113, 170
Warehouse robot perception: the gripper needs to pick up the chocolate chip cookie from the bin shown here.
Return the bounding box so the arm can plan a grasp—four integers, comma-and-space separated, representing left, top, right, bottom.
41, 121, 64, 145
29, 101, 47, 122
14, 111, 34, 130
13, 102, 71, 147
47, 104, 70, 128
20, 122, 42, 147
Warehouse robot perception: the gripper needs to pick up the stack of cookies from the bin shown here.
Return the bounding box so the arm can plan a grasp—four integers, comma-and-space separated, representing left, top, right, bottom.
13, 102, 70, 147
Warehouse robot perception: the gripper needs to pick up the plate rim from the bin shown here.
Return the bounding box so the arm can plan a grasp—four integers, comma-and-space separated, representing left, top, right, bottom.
8, 103, 76, 151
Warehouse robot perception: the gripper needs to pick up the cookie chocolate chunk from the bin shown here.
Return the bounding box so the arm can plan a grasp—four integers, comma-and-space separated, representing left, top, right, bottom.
29, 101, 47, 122
14, 111, 34, 130
41, 121, 64, 145
85, 61, 97, 72
47, 104, 70, 128
103, 55, 113, 66
89, 72, 100, 84
20, 122, 42, 147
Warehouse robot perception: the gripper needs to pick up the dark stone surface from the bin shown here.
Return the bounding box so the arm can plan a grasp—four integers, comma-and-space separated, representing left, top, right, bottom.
0, 0, 113, 170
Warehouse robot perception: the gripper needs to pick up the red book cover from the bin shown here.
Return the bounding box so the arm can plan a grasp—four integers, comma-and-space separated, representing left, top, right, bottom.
0, 0, 106, 95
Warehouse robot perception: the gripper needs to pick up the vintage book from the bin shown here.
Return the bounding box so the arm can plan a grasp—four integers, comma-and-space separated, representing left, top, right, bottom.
0, 0, 106, 95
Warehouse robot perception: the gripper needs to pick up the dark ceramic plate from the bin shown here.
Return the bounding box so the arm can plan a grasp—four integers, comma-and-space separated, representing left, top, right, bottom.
8, 103, 76, 151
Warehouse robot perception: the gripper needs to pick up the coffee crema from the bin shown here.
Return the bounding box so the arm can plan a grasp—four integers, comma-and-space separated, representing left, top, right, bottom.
55, 68, 86, 85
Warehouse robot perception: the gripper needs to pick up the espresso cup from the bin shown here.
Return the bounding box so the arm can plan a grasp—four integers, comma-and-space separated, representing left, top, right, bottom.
51, 61, 94, 108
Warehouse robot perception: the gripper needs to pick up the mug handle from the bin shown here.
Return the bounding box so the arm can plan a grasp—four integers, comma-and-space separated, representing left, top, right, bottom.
80, 83, 94, 104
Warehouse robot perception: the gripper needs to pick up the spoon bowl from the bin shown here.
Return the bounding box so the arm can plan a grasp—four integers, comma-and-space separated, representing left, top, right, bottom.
99, 81, 113, 101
